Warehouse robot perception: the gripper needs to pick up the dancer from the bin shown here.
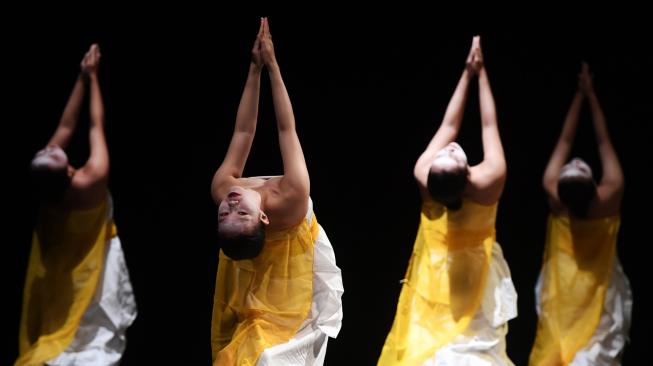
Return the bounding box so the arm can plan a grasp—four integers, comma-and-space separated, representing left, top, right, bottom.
378, 36, 517, 366
210, 18, 343, 366
16, 44, 136, 366
529, 63, 632, 366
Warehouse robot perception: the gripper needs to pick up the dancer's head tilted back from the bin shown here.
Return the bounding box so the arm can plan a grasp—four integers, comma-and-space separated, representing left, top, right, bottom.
217, 186, 269, 260
211, 17, 310, 260
557, 157, 596, 218
30, 144, 72, 202
414, 35, 504, 209
30, 43, 106, 205
427, 142, 470, 210
542, 62, 621, 219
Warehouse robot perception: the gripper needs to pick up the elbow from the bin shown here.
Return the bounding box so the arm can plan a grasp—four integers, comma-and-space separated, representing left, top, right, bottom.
236, 127, 256, 135
492, 163, 507, 183
542, 175, 557, 191
276, 123, 296, 133
413, 164, 423, 183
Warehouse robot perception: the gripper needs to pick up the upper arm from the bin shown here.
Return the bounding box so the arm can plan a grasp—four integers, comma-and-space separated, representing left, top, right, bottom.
77, 115, 109, 188
71, 150, 109, 204
595, 140, 623, 211
211, 131, 256, 203
470, 118, 505, 204
278, 129, 310, 198
595, 185, 623, 213
265, 67, 309, 199
414, 125, 459, 189
594, 175, 623, 216
542, 139, 573, 209
466, 160, 505, 205
478, 122, 505, 175
542, 175, 559, 205
47, 128, 75, 149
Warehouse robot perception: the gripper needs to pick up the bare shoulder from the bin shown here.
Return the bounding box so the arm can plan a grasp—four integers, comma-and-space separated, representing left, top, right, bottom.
587, 190, 622, 218
66, 173, 108, 209
263, 177, 309, 230
464, 164, 505, 205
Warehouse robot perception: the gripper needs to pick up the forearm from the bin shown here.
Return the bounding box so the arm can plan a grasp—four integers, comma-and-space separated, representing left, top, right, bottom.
418, 69, 472, 164
49, 74, 86, 147
268, 64, 296, 132
586, 89, 610, 145
558, 91, 584, 143
89, 74, 105, 128
234, 64, 262, 134
441, 69, 472, 128
542, 93, 583, 186
585, 89, 622, 183
86, 73, 109, 174
213, 66, 261, 182
88, 74, 107, 149
478, 68, 497, 128
266, 64, 309, 190
478, 68, 505, 164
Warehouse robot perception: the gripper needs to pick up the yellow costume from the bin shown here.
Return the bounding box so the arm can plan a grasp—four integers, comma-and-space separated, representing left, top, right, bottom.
212, 199, 343, 366
16, 199, 117, 366
530, 214, 631, 366
379, 199, 515, 366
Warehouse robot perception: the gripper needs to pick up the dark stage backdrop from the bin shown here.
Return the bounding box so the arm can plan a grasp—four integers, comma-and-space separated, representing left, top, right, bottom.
3, 9, 650, 366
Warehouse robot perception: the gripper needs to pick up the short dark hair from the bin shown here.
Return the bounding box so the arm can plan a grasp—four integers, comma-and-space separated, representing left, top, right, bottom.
427, 168, 468, 210
218, 221, 266, 260
29, 165, 71, 203
558, 177, 596, 218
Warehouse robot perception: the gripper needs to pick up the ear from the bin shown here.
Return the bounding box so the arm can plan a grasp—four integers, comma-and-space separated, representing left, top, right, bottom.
259, 211, 270, 225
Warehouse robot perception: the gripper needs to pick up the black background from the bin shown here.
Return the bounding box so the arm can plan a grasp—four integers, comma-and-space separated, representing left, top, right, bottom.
3, 8, 651, 366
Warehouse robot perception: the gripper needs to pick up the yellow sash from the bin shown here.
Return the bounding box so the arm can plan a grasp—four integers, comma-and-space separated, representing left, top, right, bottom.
378, 199, 497, 365
211, 214, 319, 366
529, 214, 619, 366
16, 199, 116, 366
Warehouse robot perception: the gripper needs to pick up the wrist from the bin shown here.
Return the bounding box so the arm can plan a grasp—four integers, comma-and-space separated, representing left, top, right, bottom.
79, 71, 93, 83
478, 67, 488, 80
266, 62, 280, 73
250, 63, 263, 73
586, 87, 596, 97
462, 67, 472, 78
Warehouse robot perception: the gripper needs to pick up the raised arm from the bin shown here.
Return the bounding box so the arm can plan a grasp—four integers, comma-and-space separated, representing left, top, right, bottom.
467, 37, 506, 203
73, 44, 109, 189
413, 37, 477, 187
211, 20, 265, 202
47, 52, 89, 148
581, 63, 623, 213
542, 68, 586, 203
260, 18, 310, 198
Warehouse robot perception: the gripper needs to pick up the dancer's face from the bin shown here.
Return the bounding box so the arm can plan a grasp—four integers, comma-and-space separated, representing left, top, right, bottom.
218, 186, 268, 236
560, 158, 593, 182
32, 145, 69, 172
431, 142, 469, 173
